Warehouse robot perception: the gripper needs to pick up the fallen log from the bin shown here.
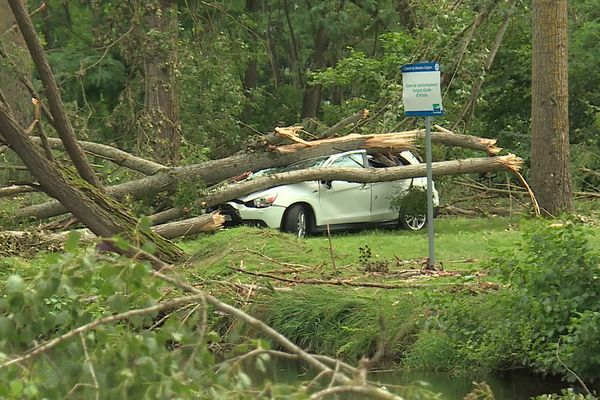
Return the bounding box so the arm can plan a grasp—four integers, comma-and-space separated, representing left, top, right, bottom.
0, 184, 37, 197
31, 137, 167, 175
0, 212, 224, 255
152, 212, 224, 239
197, 154, 523, 207
14, 129, 506, 220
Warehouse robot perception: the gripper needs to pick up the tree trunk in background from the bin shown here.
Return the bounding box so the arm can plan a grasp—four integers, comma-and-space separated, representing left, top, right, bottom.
143, 0, 180, 165
0, 103, 183, 262
531, 0, 572, 215
242, 0, 261, 93
0, 0, 30, 126
395, 0, 417, 32
0, 0, 31, 184
8, 0, 101, 187
301, 25, 328, 118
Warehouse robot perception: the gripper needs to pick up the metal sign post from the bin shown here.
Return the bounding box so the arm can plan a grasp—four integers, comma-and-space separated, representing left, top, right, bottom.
401, 62, 444, 269
425, 116, 435, 266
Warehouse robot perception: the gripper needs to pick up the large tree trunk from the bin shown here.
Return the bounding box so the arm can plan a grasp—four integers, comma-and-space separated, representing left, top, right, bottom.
0, 0, 31, 184
15, 129, 509, 220
0, 103, 183, 262
0, 0, 30, 126
142, 0, 180, 165
531, 0, 572, 215
301, 25, 328, 118
7, 0, 101, 187
138, 0, 181, 165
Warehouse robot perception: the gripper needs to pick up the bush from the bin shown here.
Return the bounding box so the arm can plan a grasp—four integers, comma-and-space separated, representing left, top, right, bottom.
494, 220, 600, 381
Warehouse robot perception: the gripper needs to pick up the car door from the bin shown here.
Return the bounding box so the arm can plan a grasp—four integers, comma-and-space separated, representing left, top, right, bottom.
370, 179, 409, 222
317, 151, 372, 225
369, 151, 422, 222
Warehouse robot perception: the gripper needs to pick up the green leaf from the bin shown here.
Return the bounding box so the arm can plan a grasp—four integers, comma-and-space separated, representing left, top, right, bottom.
0, 317, 14, 337
107, 294, 129, 313
64, 231, 81, 252
6, 275, 24, 293
10, 380, 23, 396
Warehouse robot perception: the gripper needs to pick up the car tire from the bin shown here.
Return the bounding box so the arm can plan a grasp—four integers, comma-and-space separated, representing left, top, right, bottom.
282, 204, 311, 238
399, 214, 427, 231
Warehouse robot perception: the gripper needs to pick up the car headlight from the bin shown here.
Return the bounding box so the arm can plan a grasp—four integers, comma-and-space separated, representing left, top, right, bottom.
252, 193, 278, 208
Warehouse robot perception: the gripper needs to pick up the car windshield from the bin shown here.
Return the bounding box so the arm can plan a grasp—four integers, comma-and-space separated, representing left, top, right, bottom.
280, 156, 329, 172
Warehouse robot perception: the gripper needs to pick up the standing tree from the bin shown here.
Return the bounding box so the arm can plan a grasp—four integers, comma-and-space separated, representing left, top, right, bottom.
0, 0, 182, 262
0, 0, 30, 126
142, 0, 181, 165
531, 0, 573, 215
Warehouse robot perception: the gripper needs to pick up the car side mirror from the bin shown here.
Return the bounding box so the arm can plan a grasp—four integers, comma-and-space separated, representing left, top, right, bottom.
320, 180, 332, 189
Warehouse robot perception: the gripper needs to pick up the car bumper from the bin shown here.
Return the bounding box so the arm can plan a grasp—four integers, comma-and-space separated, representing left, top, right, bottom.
226, 202, 287, 229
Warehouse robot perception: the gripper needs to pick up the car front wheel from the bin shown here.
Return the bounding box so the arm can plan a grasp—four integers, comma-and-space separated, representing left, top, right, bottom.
399, 214, 427, 231
282, 204, 311, 238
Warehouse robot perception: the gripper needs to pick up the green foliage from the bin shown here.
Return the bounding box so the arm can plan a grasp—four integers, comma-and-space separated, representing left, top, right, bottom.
391, 186, 428, 216
533, 388, 597, 400
0, 244, 219, 399
173, 176, 207, 214
493, 220, 600, 381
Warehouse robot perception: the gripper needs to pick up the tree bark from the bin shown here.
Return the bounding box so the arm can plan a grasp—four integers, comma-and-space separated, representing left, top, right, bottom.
7, 0, 101, 187
0, 103, 183, 262
531, 0, 572, 215
32, 137, 167, 175
142, 0, 181, 165
301, 24, 328, 118
152, 212, 224, 239
0, 0, 30, 126
15, 129, 504, 219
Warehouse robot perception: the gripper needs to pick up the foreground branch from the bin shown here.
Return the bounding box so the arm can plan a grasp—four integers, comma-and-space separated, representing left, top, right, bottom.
0, 293, 206, 369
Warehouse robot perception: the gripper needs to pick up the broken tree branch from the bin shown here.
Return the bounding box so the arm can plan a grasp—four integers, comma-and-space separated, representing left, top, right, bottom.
152, 212, 224, 239
319, 109, 369, 138
14, 129, 509, 220
31, 137, 168, 175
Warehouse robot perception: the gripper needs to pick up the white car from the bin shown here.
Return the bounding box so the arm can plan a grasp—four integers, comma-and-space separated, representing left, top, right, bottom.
219, 150, 439, 237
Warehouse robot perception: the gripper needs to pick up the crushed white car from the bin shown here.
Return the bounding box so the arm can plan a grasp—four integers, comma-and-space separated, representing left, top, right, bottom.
216, 150, 439, 237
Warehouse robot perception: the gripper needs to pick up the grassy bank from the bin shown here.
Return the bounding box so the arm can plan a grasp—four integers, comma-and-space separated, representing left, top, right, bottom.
178, 214, 600, 383
2, 212, 600, 397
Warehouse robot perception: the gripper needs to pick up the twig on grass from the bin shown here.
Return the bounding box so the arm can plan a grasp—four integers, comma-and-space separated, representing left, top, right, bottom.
234, 247, 311, 270
326, 224, 337, 273
227, 264, 450, 289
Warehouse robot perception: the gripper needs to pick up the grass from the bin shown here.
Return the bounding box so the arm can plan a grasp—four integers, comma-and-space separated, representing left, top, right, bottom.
176, 212, 600, 374
3, 212, 600, 376
181, 214, 524, 278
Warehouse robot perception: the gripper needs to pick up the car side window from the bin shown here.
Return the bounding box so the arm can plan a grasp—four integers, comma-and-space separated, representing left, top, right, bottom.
329, 153, 365, 168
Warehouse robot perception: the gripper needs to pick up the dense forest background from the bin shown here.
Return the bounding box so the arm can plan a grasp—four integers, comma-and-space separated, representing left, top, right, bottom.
2, 0, 598, 192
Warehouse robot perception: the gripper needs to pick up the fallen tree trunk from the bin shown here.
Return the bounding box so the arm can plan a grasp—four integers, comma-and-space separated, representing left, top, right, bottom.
0, 184, 37, 197
152, 212, 224, 239
32, 137, 168, 175
20, 154, 522, 225
197, 154, 523, 206
0, 212, 224, 256
14, 129, 505, 220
